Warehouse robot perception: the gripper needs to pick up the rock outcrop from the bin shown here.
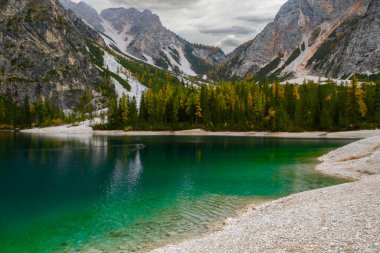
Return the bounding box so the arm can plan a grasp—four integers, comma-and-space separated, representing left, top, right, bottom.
0, 0, 107, 109
223, 0, 378, 80
59, 0, 105, 33
308, 0, 380, 78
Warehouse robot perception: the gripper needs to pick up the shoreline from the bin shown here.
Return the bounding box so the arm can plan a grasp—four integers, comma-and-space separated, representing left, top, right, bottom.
19, 125, 380, 139
150, 135, 380, 253
93, 129, 380, 139
315, 136, 380, 180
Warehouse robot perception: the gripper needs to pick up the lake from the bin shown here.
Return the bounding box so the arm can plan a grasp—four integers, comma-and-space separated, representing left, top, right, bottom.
0, 132, 351, 252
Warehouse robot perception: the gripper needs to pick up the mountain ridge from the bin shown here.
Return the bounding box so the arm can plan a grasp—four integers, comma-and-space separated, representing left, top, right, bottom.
60, 0, 379, 81
60, 0, 226, 77
223, 0, 378, 80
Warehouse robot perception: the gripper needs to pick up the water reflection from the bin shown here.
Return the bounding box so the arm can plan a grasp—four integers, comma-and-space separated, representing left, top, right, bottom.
127, 150, 143, 190
0, 133, 147, 225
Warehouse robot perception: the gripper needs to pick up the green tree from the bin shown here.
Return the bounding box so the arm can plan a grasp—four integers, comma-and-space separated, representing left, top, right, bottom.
375, 79, 380, 126
119, 94, 129, 126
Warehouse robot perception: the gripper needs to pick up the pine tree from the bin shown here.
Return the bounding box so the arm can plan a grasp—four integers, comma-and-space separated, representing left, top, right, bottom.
22, 97, 31, 127
107, 96, 119, 128
128, 97, 138, 127
119, 94, 129, 126
375, 79, 380, 126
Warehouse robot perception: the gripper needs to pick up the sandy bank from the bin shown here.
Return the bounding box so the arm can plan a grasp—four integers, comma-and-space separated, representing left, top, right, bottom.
21, 124, 93, 134
19, 118, 106, 135
94, 129, 380, 139
151, 136, 380, 253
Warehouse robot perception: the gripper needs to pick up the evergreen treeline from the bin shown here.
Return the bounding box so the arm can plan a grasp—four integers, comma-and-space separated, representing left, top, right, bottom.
2, 75, 379, 132
102, 78, 380, 131
0, 97, 66, 129
0, 95, 95, 129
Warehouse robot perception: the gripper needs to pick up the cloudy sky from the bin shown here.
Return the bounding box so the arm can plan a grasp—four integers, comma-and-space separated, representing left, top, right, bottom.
79, 0, 287, 53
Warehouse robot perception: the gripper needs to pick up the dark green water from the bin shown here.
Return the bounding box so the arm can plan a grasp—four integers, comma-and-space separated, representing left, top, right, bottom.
0, 132, 351, 252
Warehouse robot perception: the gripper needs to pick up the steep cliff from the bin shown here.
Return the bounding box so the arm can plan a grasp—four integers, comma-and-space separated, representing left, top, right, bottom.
223, 0, 377, 80
307, 0, 380, 78
0, 0, 107, 109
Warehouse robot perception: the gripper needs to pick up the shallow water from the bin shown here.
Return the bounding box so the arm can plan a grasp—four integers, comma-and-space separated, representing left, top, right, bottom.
0, 132, 351, 252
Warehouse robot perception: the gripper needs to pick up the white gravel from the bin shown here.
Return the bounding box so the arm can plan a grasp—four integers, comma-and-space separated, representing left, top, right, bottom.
20, 118, 105, 135
151, 136, 380, 253
21, 124, 93, 134
94, 129, 380, 139
317, 136, 380, 180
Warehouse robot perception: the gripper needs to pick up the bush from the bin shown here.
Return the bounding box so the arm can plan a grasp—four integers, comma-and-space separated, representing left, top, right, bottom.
123, 126, 133, 132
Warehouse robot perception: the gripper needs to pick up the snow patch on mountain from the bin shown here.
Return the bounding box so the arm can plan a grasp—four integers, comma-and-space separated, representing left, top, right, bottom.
161, 46, 197, 76
111, 77, 129, 99
101, 18, 129, 51
99, 19, 143, 62
127, 75, 147, 107
104, 51, 125, 77
177, 46, 197, 76
161, 48, 177, 69
99, 34, 139, 63
283, 75, 351, 85
103, 51, 147, 105
281, 37, 310, 76
142, 53, 155, 66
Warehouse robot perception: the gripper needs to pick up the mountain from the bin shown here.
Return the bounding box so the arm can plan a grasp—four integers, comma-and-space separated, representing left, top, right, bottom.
308, 0, 380, 79
59, 0, 105, 33
60, 1, 226, 76
223, 0, 378, 80
0, 0, 108, 109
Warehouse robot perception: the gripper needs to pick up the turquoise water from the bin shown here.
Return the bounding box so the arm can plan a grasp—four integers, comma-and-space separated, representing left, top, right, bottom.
0, 132, 351, 252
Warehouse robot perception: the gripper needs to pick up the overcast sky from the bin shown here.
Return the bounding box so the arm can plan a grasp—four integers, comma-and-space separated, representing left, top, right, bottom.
78, 0, 287, 53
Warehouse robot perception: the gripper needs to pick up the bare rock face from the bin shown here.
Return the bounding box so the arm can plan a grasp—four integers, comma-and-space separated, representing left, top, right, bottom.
224, 0, 377, 80
60, 1, 226, 76
100, 7, 226, 76
0, 0, 107, 109
100, 7, 182, 66
191, 45, 226, 67
59, 0, 105, 33
308, 0, 380, 78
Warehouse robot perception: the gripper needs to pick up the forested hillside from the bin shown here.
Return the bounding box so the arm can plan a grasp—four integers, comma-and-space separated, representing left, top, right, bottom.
96, 78, 380, 132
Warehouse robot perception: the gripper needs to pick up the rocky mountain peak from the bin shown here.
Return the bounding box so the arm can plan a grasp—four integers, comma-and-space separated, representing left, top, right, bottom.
100, 7, 163, 33
224, 0, 376, 80
59, 0, 104, 32
59, 0, 226, 76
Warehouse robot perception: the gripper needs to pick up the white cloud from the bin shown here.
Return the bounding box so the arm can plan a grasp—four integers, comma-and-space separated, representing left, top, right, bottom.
81, 0, 287, 53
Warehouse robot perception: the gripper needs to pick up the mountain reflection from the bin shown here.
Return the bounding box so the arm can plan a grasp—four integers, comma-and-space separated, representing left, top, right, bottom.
107, 149, 144, 197
0, 133, 147, 218
127, 150, 143, 189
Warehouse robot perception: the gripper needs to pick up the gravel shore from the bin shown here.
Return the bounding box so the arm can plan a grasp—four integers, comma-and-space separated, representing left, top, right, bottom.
316, 136, 380, 180
94, 129, 380, 139
151, 136, 380, 253
21, 124, 93, 134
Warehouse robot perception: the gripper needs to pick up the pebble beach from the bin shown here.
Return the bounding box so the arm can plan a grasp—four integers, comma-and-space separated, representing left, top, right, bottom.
151, 135, 380, 253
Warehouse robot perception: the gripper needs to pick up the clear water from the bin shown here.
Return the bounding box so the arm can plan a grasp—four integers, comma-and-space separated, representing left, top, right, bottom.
0, 132, 351, 252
